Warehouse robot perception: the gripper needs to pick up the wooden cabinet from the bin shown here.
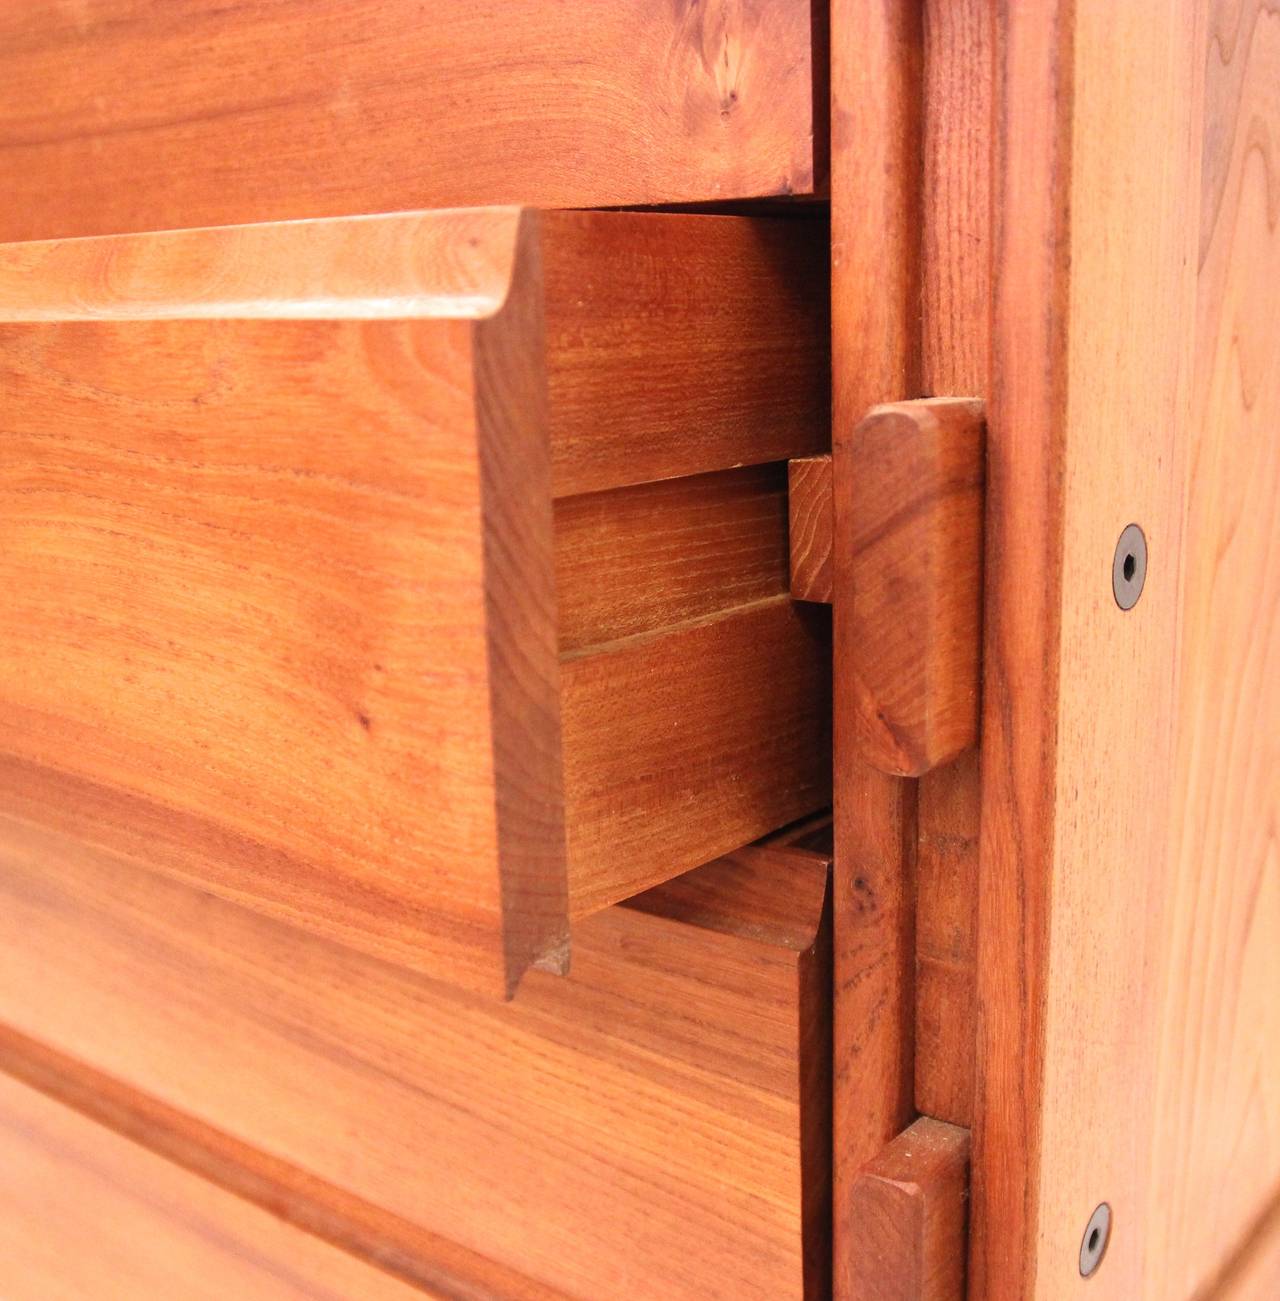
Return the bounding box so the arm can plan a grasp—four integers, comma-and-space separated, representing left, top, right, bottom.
1, 2, 1278, 1298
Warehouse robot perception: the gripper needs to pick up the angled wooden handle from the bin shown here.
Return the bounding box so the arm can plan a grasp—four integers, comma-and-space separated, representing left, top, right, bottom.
843, 397, 985, 777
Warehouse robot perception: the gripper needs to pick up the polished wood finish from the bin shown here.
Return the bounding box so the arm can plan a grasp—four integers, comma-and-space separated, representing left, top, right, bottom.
0, 0, 823, 243
1213, 1191, 1280, 1301
0, 209, 831, 498
788, 454, 835, 603
915, 749, 979, 1126
1, 206, 560, 1001
0, 1027, 565, 1301
0, 1071, 424, 1301
0, 810, 833, 1301
973, 0, 1280, 1296
847, 398, 984, 777
913, 0, 991, 1135
847, 1117, 970, 1301
829, 2, 923, 1293
0, 207, 831, 997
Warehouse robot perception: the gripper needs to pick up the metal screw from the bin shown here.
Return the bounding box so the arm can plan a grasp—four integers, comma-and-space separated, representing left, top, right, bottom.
1112, 524, 1147, 610
1079, 1202, 1111, 1277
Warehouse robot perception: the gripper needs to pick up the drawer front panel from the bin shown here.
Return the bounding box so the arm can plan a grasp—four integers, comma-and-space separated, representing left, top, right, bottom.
0, 811, 831, 1301
0, 208, 831, 995
0, 1070, 426, 1301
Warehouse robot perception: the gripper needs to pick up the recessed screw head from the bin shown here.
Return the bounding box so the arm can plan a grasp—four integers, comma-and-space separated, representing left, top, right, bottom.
1113, 524, 1147, 610
1080, 1202, 1111, 1277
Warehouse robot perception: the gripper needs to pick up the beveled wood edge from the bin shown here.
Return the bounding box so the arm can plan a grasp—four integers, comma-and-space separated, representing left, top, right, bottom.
0, 207, 529, 321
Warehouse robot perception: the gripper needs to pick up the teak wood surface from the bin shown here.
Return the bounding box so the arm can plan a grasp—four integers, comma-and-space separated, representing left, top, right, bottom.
846, 398, 983, 778
0, 822, 832, 1301
972, 0, 1280, 1296
0, 207, 831, 998
0, 1070, 425, 1301
0, 0, 824, 242
846, 1117, 970, 1301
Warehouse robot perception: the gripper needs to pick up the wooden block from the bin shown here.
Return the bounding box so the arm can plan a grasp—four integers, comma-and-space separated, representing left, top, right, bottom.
0, 208, 831, 998
847, 397, 984, 777
847, 1117, 970, 1301
0, 814, 833, 1301
0, 0, 823, 243
789, 454, 835, 602
0, 1070, 425, 1301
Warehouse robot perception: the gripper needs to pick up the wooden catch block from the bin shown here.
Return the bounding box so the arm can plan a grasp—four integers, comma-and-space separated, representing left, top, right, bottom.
0, 0, 823, 243
0, 208, 831, 998
847, 398, 985, 776
788, 453, 835, 602
0, 814, 834, 1301
847, 1117, 971, 1301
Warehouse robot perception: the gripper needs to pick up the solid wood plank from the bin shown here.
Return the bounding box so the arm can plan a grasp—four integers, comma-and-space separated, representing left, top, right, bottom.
975, 0, 1280, 1296
0, 207, 561, 1000
0, 209, 832, 498
847, 398, 984, 777
912, 0, 992, 1134
915, 750, 980, 1126
0, 809, 833, 1301
830, 1, 923, 1294
0, 0, 822, 242
0, 1071, 427, 1301
847, 1118, 970, 1301
0, 208, 832, 998
542, 211, 830, 497
563, 597, 832, 914
967, 1, 1071, 1292
788, 454, 834, 602
555, 465, 791, 654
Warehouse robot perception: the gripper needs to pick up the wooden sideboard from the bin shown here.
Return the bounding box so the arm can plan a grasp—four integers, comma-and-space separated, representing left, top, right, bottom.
0, 2, 1276, 1298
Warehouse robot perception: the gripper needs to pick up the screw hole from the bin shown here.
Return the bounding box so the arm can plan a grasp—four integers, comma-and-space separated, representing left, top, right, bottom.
1088, 1228, 1100, 1252
1122, 553, 1135, 582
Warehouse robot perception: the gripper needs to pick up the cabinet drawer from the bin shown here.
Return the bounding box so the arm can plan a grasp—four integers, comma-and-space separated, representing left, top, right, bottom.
0, 0, 821, 243
0, 208, 831, 996
0, 816, 832, 1301
0, 1071, 423, 1301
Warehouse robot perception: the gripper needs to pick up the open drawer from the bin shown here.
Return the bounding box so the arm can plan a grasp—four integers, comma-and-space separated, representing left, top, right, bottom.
0, 208, 831, 996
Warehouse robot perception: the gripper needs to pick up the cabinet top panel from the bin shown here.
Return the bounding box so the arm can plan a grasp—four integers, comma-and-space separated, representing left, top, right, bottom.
0, 0, 822, 243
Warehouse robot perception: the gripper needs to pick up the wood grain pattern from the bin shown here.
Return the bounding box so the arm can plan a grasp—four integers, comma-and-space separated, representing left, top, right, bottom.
1210, 1189, 1280, 1301
830, 1, 923, 1293
0, 0, 822, 243
542, 211, 830, 497
847, 398, 984, 777
0, 209, 833, 498
0, 809, 832, 1300
788, 454, 835, 602
563, 598, 832, 914
975, 0, 1280, 1295
846, 1117, 970, 1301
0, 207, 562, 1000
555, 465, 791, 653
0, 1070, 425, 1301
913, 0, 992, 1136
915, 749, 980, 1126
0, 208, 832, 998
